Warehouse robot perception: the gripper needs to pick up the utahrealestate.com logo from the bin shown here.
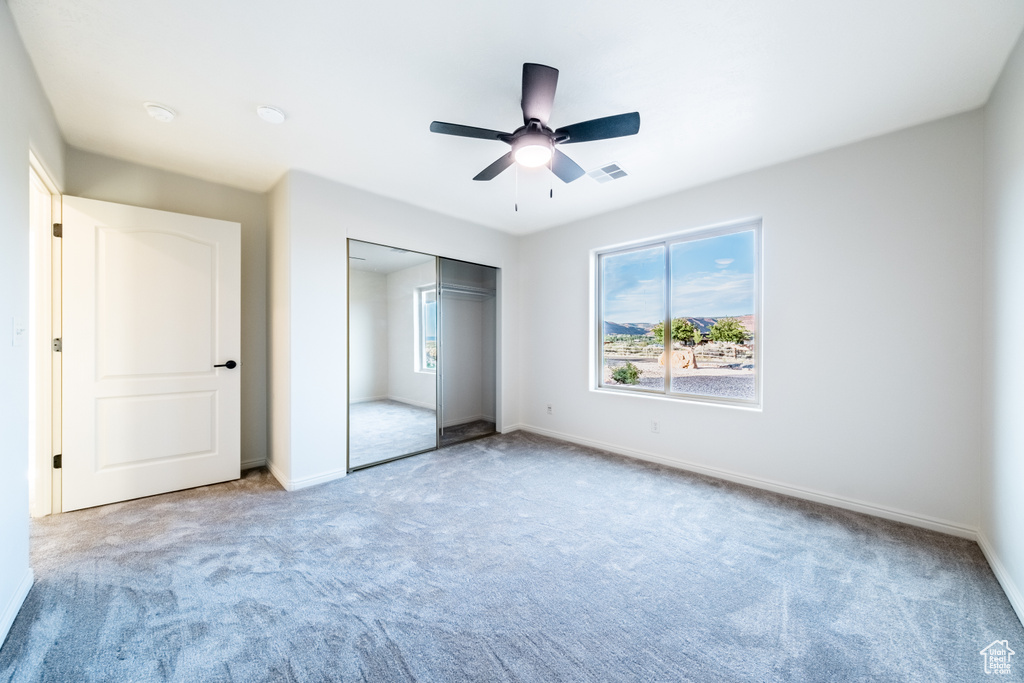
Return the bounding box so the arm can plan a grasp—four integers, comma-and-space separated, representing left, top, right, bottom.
980, 640, 1015, 675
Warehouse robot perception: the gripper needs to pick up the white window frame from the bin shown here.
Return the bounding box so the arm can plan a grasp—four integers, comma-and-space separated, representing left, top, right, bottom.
594, 218, 762, 408
415, 284, 437, 373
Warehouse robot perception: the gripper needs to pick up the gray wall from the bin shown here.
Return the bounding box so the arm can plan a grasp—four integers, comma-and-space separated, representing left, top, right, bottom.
387, 261, 437, 409
983, 28, 1024, 621
440, 295, 486, 426
519, 110, 985, 536
64, 147, 269, 469
349, 269, 389, 403
2, 0, 1021, 643
0, 2, 65, 644
267, 170, 520, 489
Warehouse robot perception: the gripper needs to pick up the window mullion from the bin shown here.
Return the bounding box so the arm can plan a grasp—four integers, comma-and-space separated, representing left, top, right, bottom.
663, 243, 671, 396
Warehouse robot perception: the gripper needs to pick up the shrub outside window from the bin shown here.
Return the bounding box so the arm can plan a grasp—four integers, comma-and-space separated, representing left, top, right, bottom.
596, 220, 761, 406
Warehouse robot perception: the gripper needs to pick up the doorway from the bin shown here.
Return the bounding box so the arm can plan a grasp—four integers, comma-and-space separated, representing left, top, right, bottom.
438, 258, 497, 447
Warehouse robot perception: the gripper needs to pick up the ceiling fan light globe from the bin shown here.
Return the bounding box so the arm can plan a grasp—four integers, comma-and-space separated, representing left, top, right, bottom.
515, 143, 553, 167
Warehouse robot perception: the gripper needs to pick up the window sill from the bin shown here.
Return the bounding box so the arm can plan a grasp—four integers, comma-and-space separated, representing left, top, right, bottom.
591, 385, 762, 412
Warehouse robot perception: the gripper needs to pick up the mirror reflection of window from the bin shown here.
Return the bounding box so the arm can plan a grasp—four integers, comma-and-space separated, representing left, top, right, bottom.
417, 285, 437, 372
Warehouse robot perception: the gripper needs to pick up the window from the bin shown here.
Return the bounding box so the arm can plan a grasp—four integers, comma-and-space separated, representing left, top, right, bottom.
596, 220, 760, 406
416, 285, 437, 372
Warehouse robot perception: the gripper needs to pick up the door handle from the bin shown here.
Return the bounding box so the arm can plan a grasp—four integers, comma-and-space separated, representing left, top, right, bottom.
214, 360, 238, 369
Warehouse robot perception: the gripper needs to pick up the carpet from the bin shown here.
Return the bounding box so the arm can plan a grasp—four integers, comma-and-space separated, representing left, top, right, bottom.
1, 432, 1020, 682
349, 399, 437, 468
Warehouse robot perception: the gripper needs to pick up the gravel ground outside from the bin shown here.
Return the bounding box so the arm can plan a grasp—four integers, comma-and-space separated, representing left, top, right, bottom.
604, 358, 756, 400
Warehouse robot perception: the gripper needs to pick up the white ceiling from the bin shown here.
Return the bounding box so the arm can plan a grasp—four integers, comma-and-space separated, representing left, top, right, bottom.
348, 239, 433, 274
10, 0, 1024, 235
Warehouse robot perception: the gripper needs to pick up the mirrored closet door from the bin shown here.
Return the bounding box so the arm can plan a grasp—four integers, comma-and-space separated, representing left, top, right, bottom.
347, 241, 500, 471
347, 240, 438, 470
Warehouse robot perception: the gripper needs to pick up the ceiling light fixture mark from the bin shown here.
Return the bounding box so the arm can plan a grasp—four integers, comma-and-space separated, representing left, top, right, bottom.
257, 105, 286, 124
143, 102, 176, 123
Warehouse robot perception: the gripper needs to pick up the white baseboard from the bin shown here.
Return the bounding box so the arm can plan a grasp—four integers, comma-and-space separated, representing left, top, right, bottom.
387, 395, 436, 410
978, 532, 1024, 628
516, 424, 978, 540
266, 459, 347, 492
0, 568, 33, 647
442, 414, 493, 428
265, 459, 289, 490
240, 458, 266, 471
351, 395, 389, 405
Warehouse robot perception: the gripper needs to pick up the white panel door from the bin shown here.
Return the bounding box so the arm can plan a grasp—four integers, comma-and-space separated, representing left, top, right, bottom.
62, 196, 241, 511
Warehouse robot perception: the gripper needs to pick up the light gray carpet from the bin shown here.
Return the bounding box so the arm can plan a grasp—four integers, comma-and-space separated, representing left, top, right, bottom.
1, 432, 1021, 682
349, 399, 437, 468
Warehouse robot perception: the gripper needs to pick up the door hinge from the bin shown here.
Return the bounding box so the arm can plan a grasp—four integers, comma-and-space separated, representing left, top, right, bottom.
52, 223, 62, 238
52, 338, 61, 352
53, 454, 61, 469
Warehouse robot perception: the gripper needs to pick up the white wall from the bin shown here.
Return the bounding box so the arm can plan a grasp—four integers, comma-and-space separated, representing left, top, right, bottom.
982, 29, 1024, 623
439, 260, 498, 426
0, 2, 65, 645
349, 269, 389, 402
267, 175, 292, 487
267, 170, 519, 489
519, 111, 985, 536
482, 295, 496, 421
387, 261, 436, 408
65, 148, 269, 469
441, 295, 485, 425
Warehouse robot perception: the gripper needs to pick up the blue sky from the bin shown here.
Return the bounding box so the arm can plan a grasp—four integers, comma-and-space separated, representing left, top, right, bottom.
602, 231, 755, 323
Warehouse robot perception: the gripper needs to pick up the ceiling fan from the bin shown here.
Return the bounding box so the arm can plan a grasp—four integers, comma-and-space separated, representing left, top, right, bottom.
430, 63, 640, 183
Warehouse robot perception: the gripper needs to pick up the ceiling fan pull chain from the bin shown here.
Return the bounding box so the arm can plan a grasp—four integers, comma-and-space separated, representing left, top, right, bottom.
515, 164, 519, 212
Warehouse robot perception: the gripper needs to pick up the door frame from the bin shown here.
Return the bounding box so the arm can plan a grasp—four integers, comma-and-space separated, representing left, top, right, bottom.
28, 151, 61, 517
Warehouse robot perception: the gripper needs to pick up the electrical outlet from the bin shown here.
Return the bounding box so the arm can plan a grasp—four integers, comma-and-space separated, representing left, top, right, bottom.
650, 420, 660, 434
546, 404, 553, 415
11, 318, 26, 347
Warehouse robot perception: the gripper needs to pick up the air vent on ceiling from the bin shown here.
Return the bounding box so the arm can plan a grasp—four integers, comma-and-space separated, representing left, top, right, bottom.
588, 163, 628, 183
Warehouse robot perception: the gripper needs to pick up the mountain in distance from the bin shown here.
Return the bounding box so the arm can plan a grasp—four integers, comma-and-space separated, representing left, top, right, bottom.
603, 321, 657, 336
604, 316, 755, 337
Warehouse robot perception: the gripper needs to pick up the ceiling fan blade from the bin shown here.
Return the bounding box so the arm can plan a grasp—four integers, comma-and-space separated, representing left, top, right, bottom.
550, 149, 586, 183
521, 63, 559, 125
473, 152, 515, 181
430, 121, 510, 141
555, 112, 641, 144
